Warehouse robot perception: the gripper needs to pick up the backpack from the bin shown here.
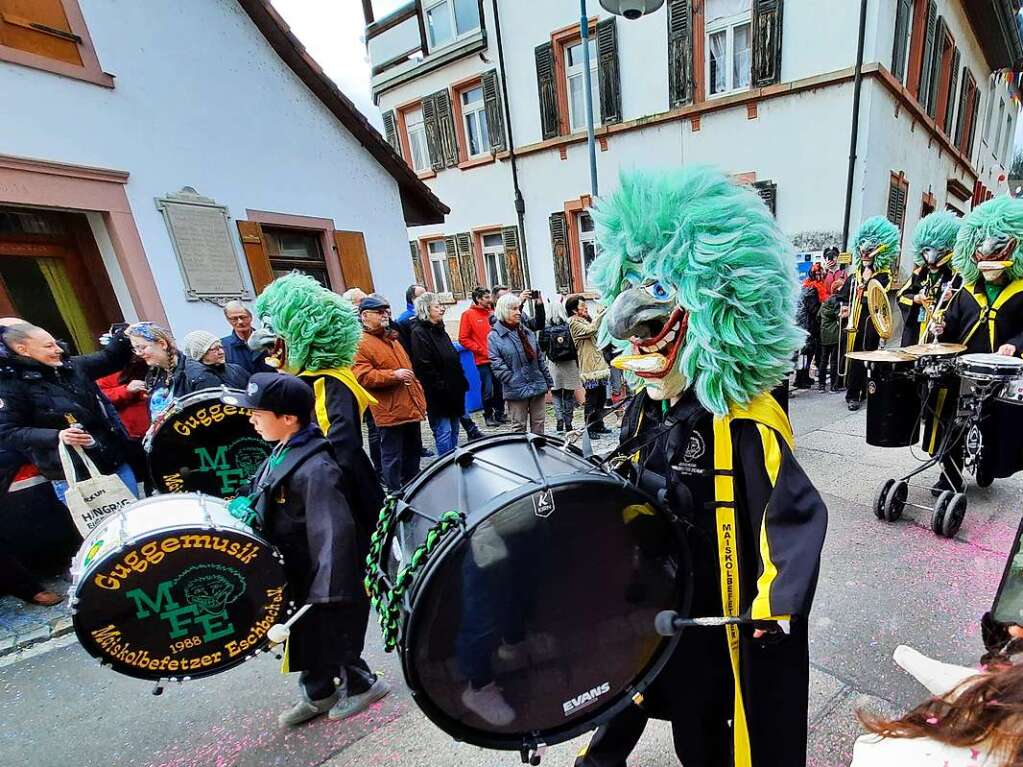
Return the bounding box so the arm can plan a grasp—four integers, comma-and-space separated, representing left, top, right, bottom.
541, 323, 577, 362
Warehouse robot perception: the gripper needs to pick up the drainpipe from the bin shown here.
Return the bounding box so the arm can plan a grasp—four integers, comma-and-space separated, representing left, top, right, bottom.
580, 0, 599, 198
490, 0, 531, 285
841, 0, 868, 250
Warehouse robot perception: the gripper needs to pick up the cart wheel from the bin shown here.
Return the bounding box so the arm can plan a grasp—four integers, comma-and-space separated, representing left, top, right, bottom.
873, 479, 894, 520
884, 480, 908, 523
941, 493, 968, 538
930, 490, 952, 535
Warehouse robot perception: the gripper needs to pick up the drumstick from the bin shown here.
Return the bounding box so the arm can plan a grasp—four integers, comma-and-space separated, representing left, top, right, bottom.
654, 609, 790, 636
267, 603, 312, 645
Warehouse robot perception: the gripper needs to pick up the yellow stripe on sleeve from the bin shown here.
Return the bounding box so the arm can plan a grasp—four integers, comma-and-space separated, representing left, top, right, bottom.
751, 425, 781, 621
313, 377, 331, 435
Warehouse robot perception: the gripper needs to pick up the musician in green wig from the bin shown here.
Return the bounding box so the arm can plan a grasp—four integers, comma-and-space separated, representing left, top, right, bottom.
897, 211, 960, 346
576, 166, 828, 767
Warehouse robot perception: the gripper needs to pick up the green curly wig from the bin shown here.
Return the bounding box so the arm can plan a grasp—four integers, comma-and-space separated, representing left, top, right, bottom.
910, 211, 960, 266
254, 273, 362, 372
590, 166, 803, 415
851, 216, 900, 271
953, 196, 1023, 284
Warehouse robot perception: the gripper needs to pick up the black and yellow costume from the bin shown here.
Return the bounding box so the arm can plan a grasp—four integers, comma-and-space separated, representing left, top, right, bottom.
840, 267, 891, 403
577, 390, 828, 767
897, 262, 955, 346
934, 278, 1023, 483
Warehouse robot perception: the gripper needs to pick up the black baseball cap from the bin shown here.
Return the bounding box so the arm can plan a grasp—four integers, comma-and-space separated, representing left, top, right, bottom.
223, 373, 313, 417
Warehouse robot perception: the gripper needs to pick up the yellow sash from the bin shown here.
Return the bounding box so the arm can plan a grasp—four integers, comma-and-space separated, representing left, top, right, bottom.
299, 367, 378, 417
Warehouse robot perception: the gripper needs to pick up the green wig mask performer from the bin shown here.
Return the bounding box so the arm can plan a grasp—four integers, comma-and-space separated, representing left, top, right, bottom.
841, 215, 900, 409
929, 197, 1023, 489
249, 272, 383, 520
897, 211, 960, 346
575, 167, 827, 767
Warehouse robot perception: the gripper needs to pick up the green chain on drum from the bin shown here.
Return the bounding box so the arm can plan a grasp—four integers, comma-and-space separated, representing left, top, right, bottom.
364, 498, 463, 652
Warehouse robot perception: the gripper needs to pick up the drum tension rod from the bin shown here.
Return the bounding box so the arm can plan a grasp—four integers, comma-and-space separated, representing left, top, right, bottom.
520, 742, 547, 766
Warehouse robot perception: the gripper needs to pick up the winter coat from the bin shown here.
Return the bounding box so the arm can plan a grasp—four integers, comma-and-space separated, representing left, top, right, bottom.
409, 318, 468, 419
245, 425, 369, 670
819, 296, 842, 347
796, 285, 822, 335
488, 321, 552, 401
0, 334, 132, 480
200, 361, 249, 389
569, 309, 610, 383
459, 303, 493, 365
97, 372, 150, 439
221, 332, 274, 376
145, 351, 245, 418
354, 329, 427, 427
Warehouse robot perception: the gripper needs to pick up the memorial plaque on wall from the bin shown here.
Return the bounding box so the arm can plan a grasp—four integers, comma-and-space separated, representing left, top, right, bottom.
156, 187, 251, 304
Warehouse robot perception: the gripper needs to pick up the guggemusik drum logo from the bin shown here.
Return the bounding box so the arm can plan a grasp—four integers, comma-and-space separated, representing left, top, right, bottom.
163, 437, 269, 496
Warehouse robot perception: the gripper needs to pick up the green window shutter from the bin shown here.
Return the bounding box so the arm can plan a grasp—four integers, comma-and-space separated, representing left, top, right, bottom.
422, 94, 442, 170
444, 234, 464, 297
410, 241, 425, 287
891, 0, 912, 83
918, 1, 938, 111
752, 0, 783, 88
597, 18, 622, 125
943, 46, 960, 136
549, 212, 571, 293
455, 232, 477, 295
535, 42, 560, 139
481, 69, 507, 152
667, 0, 693, 107
383, 110, 402, 157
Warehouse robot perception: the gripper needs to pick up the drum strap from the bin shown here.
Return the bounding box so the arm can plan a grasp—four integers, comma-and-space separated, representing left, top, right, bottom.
710, 393, 794, 767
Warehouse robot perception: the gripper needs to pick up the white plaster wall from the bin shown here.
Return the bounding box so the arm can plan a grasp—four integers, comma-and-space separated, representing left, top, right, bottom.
0, 0, 415, 337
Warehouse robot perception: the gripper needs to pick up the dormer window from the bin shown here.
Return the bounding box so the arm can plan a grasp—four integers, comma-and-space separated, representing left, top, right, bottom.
424, 0, 481, 52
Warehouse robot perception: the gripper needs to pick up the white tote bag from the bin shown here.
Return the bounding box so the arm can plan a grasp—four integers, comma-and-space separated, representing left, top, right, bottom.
57, 442, 137, 537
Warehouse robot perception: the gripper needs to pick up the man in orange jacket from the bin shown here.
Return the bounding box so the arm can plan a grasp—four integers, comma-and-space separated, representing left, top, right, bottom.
353, 294, 427, 492
458, 287, 505, 426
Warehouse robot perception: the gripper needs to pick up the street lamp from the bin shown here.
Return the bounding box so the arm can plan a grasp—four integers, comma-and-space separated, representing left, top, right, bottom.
581, 0, 664, 198
598, 0, 664, 20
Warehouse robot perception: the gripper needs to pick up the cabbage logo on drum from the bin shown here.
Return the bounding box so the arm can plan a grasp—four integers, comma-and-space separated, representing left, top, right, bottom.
562, 681, 611, 715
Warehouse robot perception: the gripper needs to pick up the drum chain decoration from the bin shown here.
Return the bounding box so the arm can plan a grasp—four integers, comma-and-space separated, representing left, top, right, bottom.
364, 497, 464, 651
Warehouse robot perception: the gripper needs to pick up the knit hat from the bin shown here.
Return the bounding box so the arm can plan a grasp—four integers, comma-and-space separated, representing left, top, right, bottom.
182, 330, 220, 361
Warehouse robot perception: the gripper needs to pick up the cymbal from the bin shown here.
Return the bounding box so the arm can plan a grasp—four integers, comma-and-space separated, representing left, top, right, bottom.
845, 350, 916, 362
900, 342, 967, 357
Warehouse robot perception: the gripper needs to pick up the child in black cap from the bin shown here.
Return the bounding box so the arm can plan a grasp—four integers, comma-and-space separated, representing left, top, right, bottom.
226, 372, 389, 726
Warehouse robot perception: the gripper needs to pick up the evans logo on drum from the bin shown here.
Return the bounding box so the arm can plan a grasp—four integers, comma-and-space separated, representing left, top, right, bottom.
562, 681, 611, 716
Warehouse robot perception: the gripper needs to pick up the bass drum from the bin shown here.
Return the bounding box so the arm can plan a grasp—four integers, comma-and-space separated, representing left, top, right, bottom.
145, 388, 270, 498
865, 357, 921, 447
70, 494, 290, 681
374, 433, 690, 752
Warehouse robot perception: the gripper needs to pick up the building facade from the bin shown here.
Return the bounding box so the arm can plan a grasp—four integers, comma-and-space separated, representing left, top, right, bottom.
0, 0, 444, 353
365, 0, 1022, 315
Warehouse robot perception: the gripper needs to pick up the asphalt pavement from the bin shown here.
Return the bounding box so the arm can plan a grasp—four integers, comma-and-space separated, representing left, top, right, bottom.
2, 389, 1020, 767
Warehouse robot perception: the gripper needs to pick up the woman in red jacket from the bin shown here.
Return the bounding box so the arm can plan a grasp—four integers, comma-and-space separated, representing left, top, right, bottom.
97, 356, 151, 490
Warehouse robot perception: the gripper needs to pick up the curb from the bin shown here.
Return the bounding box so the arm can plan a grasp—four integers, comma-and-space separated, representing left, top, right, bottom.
0, 614, 75, 658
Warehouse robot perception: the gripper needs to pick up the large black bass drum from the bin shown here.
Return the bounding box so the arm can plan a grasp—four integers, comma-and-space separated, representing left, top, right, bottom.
145, 388, 270, 498
366, 433, 690, 754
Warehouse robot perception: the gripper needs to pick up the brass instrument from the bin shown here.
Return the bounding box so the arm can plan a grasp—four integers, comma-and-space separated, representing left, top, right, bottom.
923, 274, 964, 344
845, 274, 861, 332
866, 279, 893, 340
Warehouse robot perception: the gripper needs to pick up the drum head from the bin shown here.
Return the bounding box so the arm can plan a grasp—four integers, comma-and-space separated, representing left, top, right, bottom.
147, 389, 270, 497
73, 504, 288, 681
400, 476, 688, 750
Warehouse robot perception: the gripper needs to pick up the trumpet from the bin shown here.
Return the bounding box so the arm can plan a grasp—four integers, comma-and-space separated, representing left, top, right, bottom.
923, 274, 964, 343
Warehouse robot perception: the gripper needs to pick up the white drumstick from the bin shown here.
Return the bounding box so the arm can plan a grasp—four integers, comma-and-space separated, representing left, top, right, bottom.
267, 604, 312, 645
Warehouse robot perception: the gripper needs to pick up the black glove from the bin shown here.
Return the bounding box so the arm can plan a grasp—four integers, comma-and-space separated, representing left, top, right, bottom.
980, 611, 1023, 668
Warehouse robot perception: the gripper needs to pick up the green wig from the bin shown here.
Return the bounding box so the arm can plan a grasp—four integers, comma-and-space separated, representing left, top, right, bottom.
953, 196, 1023, 284
254, 272, 362, 372
591, 166, 803, 415
851, 216, 900, 271
910, 211, 960, 266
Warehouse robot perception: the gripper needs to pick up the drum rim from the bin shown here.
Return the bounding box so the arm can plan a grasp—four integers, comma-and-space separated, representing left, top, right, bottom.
393, 471, 692, 751
71, 525, 288, 681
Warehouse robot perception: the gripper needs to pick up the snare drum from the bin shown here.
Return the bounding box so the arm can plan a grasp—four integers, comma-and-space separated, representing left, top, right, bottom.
146, 389, 270, 498
957, 353, 1023, 384
368, 433, 689, 752
70, 494, 289, 681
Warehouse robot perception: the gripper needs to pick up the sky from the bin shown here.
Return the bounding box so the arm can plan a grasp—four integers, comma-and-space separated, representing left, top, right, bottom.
270, 0, 406, 130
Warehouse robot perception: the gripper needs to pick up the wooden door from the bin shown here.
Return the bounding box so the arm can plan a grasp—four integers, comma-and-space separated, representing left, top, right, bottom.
334, 231, 374, 293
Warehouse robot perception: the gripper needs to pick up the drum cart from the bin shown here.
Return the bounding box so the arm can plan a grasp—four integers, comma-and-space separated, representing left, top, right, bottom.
872, 351, 1021, 538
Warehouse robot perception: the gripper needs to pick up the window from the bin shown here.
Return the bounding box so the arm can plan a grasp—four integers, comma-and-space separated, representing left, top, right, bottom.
1003, 114, 1015, 164
427, 239, 451, 293
579, 212, 598, 290
261, 227, 329, 287
424, 0, 481, 51
565, 38, 599, 131
706, 0, 752, 97
995, 99, 1006, 157
461, 85, 490, 158
481, 232, 506, 286
404, 107, 430, 172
